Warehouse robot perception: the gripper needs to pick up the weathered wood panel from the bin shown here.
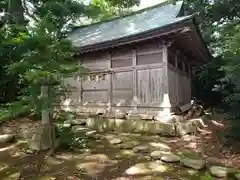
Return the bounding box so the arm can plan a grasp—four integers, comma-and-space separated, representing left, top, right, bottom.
168, 68, 178, 106
177, 73, 191, 105
82, 73, 109, 90
112, 90, 132, 106
137, 52, 163, 65
111, 57, 132, 68
136, 41, 162, 54
82, 90, 108, 103
137, 68, 164, 106
111, 47, 132, 59
112, 71, 132, 105
81, 54, 108, 70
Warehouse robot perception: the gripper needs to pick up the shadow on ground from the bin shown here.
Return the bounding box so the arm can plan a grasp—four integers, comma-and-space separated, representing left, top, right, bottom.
0, 131, 214, 180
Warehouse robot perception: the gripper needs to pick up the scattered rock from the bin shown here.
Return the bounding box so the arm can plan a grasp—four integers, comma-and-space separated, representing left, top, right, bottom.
125, 162, 168, 175
86, 130, 96, 136
150, 151, 171, 159
114, 112, 126, 119
72, 127, 90, 133
181, 158, 205, 170
133, 145, 149, 153
119, 141, 139, 149
140, 114, 153, 120
161, 153, 180, 163
72, 119, 86, 125
182, 135, 196, 142
26, 149, 36, 154
109, 138, 122, 145
2, 172, 20, 180
176, 121, 197, 136
119, 150, 135, 157
235, 173, 240, 180
0, 134, 15, 144
209, 166, 228, 178
149, 142, 171, 151
63, 123, 72, 128
76, 162, 106, 176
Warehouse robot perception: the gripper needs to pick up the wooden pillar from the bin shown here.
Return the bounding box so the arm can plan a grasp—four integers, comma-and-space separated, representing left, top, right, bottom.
175, 52, 179, 106
160, 44, 171, 114
132, 49, 138, 110
108, 53, 113, 112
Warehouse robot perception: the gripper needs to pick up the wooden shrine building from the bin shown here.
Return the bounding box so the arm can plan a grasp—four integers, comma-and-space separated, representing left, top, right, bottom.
65, 1, 211, 116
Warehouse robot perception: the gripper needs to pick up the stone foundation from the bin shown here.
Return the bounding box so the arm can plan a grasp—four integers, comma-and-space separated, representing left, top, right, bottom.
64, 115, 203, 136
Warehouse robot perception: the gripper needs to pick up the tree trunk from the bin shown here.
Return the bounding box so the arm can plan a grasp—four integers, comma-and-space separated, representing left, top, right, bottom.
7, 0, 25, 25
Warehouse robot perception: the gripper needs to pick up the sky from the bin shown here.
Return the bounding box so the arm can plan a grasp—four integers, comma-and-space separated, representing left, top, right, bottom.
140, 0, 165, 8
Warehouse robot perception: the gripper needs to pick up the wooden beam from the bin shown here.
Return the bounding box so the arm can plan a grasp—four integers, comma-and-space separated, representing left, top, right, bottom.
132, 49, 138, 109
108, 53, 113, 112
175, 53, 179, 105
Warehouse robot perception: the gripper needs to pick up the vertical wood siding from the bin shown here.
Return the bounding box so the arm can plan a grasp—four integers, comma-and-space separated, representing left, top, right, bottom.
63, 39, 192, 112
112, 71, 133, 106
137, 68, 164, 106
168, 68, 178, 106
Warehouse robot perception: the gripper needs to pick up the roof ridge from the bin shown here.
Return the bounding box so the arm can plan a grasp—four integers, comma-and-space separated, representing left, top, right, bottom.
72, 0, 183, 31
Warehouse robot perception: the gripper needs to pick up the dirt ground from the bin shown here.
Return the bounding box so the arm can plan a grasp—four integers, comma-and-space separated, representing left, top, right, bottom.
0, 116, 239, 180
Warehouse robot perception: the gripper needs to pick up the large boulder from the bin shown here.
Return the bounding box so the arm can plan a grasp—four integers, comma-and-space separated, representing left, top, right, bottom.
125, 162, 168, 175
149, 142, 171, 151
0, 134, 15, 144
161, 153, 180, 163
176, 121, 197, 136
109, 138, 122, 145
209, 166, 228, 178
133, 145, 149, 153
181, 158, 205, 170
71, 119, 86, 125
150, 150, 171, 159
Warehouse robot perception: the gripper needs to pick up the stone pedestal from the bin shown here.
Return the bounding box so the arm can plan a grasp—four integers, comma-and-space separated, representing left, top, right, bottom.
29, 124, 55, 151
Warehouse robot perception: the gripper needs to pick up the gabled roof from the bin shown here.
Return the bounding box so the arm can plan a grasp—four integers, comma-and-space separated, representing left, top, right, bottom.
67, 1, 185, 48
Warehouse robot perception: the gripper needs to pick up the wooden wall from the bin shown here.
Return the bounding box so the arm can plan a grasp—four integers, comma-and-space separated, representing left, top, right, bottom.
62, 39, 192, 113
167, 46, 192, 107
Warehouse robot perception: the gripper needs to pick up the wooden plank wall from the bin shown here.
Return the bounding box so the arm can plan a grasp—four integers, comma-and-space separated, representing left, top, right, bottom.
167, 47, 192, 107
62, 39, 191, 113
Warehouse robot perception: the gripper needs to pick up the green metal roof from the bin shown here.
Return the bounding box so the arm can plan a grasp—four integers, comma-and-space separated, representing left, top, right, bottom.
67, 1, 187, 48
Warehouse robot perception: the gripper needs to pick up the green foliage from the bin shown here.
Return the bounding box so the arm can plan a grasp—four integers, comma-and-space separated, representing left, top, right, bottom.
199, 172, 213, 180
55, 124, 89, 150
89, 0, 138, 21
0, 0, 139, 120
55, 111, 77, 122
0, 100, 31, 123
55, 125, 75, 150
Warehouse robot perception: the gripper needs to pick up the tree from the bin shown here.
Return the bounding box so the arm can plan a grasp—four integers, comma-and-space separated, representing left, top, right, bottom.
172, 0, 240, 141
2, 0, 139, 153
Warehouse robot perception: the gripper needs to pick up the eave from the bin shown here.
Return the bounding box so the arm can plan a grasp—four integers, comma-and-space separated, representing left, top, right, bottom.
74, 16, 194, 54
74, 16, 212, 63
